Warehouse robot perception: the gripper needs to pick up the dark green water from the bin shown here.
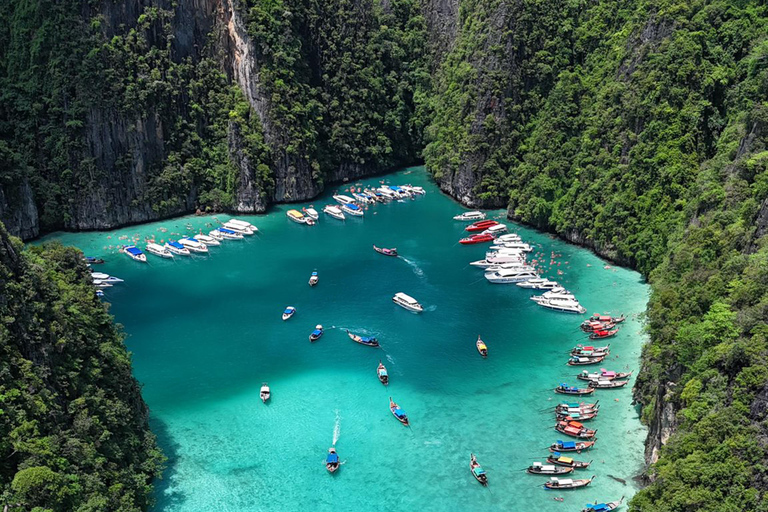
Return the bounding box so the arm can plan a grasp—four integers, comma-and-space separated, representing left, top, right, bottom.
40, 167, 648, 511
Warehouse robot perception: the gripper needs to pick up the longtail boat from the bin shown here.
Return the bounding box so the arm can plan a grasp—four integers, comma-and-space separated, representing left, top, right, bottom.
582, 496, 624, 511
555, 420, 597, 439
469, 453, 488, 485
588, 379, 629, 389
347, 330, 380, 347
577, 370, 632, 381
580, 320, 615, 333
389, 397, 409, 426
544, 475, 595, 490
555, 401, 600, 415
587, 314, 625, 324
571, 344, 610, 356
377, 361, 389, 386
465, 220, 499, 232
589, 328, 619, 340
556, 410, 598, 422
549, 440, 596, 453
568, 355, 606, 366
555, 384, 595, 396
373, 244, 398, 256
527, 462, 574, 475
476, 335, 488, 357
326, 447, 339, 473
547, 452, 592, 469
309, 325, 324, 342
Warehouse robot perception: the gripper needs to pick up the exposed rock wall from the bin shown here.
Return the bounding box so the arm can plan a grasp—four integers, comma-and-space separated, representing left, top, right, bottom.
0, 180, 39, 240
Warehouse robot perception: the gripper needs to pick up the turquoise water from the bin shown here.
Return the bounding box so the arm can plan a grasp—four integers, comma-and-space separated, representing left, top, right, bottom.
40, 167, 648, 511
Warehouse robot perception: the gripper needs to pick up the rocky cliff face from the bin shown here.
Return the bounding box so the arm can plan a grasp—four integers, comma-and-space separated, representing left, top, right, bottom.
0, 180, 39, 240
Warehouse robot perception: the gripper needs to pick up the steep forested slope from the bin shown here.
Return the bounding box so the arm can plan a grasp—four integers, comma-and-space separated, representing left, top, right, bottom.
0, 224, 163, 511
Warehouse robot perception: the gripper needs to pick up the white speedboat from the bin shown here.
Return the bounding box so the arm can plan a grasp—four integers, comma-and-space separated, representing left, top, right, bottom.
287, 209, 309, 224
482, 224, 508, 237
146, 242, 173, 258
223, 221, 255, 235
401, 185, 426, 196
208, 229, 225, 241
536, 297, 587, 314
165, 241, 191, 256
531, 288, 577, 303
215, 227, 244, 239
484, 268, 540, 284
388, 186, 410, 198
516, 278, 559, 289
179, 237, 209, 253
393, 292, 423, 313
90, 272, 124, 283
485, 263, 536, 272
496, 233, 522, 243
92, 280, 112, 288
342, 203, 364, 217
260, 383, 270, 403
376, 187, 397, 198
485, 254, 527, 265
353, 192, 375, 204
470, 259, 526, 268
282, 306, 296, 321
323, 205, 346, 220
194, 233, 221, 246
123, 246, 147, 263
333, 194, 357, 205
227, 219, 258, 232
302, 207, 319, 220
454, 211, 486, 221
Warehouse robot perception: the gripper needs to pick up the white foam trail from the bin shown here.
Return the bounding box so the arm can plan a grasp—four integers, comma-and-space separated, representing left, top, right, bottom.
332, 409, 341, 446
401, 257, 425, 278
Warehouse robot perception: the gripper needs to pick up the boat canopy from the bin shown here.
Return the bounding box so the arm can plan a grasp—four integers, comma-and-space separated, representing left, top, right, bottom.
126, 247, 143, 256
586, 505, 610, 512
558, 456, 573, 464
394, 292, 418, 304
311, 329, 322, 335
219, 227, 237, 234
168, 241, 184, 249
284, 308, 294, 314
560, 441, 576, 449
394, 408, 406, 418
326, 453, 339, 463
312, 272, 318, 276
558, 479, 574, 485
472, 467, 485, 476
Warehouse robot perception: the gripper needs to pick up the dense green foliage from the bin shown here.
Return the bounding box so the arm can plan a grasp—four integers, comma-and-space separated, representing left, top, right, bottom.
0, 224, 163, 511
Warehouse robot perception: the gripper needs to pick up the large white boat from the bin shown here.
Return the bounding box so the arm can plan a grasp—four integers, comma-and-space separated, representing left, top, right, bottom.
388, 186, 410, 198
287, 209, 309, 224
302, 207, 320, 220
376, 187, 397, 199
353, 192, 375, 204
214, 227, 244, 239
146, 242, 174, 258
470, 258, 526, 268
179, 237, 209, 253
481, 224, 508, 237
484, 254, 527, 265
484, 268, 540, 284
92, 280, 113, 288
165, 241, 191, 256
392, 292, 423, 313
516, 278, 559, 289
91, 272, 124, 283
227, 219, 258, 232
490, 241, 533, 252
207, 229, 225, 241
342, 203, 364, 217
454, 211, 486, 221
485, 263, 536, 272
123, 246, 147, 263
193, 233, 221, 246
536, 296, 587, 314
401, 185, 426, 196
223, 221, 255, 235
531, 287, 577, 303
333, 194, 357, 205
495, 233, 522, 243
323, 205, 346, 220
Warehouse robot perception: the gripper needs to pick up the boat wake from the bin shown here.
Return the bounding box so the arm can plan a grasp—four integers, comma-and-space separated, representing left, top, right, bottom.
332, 409, 341, 446
401, 257, 425, 278
425, 304, 437, 312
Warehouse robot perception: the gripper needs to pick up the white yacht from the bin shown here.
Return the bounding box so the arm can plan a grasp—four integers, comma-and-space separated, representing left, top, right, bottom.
516, 278, 559, 289
323, 205, 346, 220
227, 219, 258, 232
260, 383, 271, 403
146, 242, 174, 258
485, 253, 526, 264
123, 246, 147, 263
481, 224, 508, 237
165, 241, 191, 256
484, 268, 540, 284
214, 227, 244, 239
353, 192, 375, 204
470, 258, 526, 268
376, 187, 397, 199
490, 241, 533, 252
92, 280, 113, 288
333, 194, 357, 205
536, 296, 587, 314
485, 263, 536, 272
496, 233, 522, 243
453, 211, 486, 221
401, 185, 426, 195
392, 292, 423, 313
223, 221, 255, 235
302, 207, 320, 220
179, 237, 209, 253
531, 287, 577, 303
342, 203, 364, 217
207, 229, 225, 241
193, 233, 221, 246
90, 272, 124, 283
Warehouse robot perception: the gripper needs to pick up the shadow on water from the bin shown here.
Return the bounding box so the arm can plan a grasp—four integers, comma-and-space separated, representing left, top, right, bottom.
150, 417, 186, 510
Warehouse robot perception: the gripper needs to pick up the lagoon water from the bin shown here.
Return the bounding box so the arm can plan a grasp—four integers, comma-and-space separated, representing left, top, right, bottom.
40, 167, 648, 511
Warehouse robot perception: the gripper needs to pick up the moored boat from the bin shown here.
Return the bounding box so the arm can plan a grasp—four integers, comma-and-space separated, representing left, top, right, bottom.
587, 313, 626, 324
547, 452, 593, 469
145, 242, 173, 258
587, 379, 629, 389
123, 246, 147, 262
214, 227, 244, 239
571, 345, 610, 357
453, 211, 485, 221
287, 209, 309, 224
84, 256, 105, 264
341, 203, 364, 216
549, 440, 596, 453
323, 205, 346, 220
260, 383, 270, 403
577, 370, 631, 381
580, 320, 616, 332
484, 268, 539, 283
556, 410, 599, 422
227, 219, 259, 232
555, 420, 597, 439
347, 330, 379, 347
470, 454, 488, 485
223, 221, 255, 235
207, 229, 225, 241
476, 335, 488, 357
373, 245, 398, 256
389, 397, 409, 426
326, 447, 340, 473
165, 241, 191, 256
568, 355, 606, 366
460, 234, 495, 245
536, 297, 587, 314
392, 292, 423, 313
333, 194, 356, 205
309, 271, 319, 286
179, 237, 209, 253
589, 328, 619, 340
555, 384, 595, 396
555, 402, 600, 416
481, 224, 508, 237
377, 361, 389, 385
302, 207, 319, 220
581, 497, 624, 512
489, 241, 533, 252
91, 272, 124, 283
516, 278, 559, 290
282, 306, 296, 321
309, 324, 324, 342
527, 462, 574, 476
194, 233, 221, 246
543, 475, 595, 490
465, 220, 499, 232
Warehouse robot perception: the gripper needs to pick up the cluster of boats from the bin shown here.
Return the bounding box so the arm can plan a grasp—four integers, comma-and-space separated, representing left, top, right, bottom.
284, 184, 425, 225
90, 271, 124, 297
121, 219, 258, 262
